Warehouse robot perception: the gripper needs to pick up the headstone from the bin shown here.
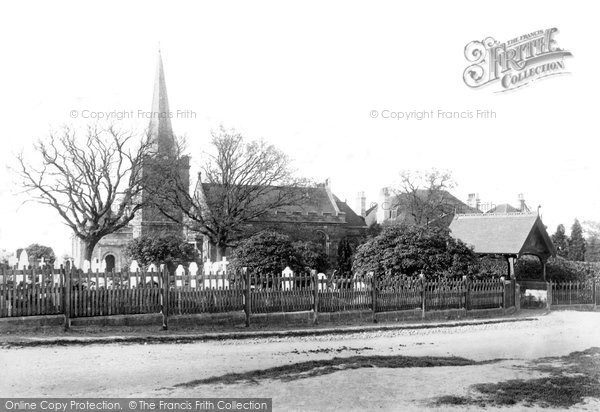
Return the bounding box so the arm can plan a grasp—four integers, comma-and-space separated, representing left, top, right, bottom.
175, 264, 185, 287
189, 262, 198, 288
317, 273, 328, 291
18, 249, 29, 270
282, 266, 294, 290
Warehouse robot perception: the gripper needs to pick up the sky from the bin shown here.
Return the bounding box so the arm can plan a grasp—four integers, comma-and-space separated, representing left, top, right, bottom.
0, 0, 598, 257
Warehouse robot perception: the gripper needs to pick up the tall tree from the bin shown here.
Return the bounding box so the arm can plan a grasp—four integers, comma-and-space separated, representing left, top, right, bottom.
393, 169, 456, 226
149, 126, 310, 259
17, 124, 153, 261
568, 219, 586, 261
336, 238, 354, 275
551, 224, 569, 258
582, 221, 600, 262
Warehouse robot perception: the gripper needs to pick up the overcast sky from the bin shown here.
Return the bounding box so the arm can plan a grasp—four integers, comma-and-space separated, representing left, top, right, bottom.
0, 0, 597, 257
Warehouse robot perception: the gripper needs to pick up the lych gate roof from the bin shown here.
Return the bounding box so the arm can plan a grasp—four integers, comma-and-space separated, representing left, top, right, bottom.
449, 213, 556, 258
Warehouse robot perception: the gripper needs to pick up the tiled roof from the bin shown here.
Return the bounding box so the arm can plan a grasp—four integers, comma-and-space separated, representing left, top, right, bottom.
199, 183, 366, 227
486, 203, 520, 214
334, 196, 367, 227
200, 183, 337, 214
449, 213, 555, 257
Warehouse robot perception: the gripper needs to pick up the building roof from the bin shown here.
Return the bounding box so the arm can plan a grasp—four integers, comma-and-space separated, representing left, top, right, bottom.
486, 203, 521, 214
197, 182, 366, 226
449, 213, 556, 258
334, 196, 367, 227
149, 50, 176, 156
365, 189, 479, 226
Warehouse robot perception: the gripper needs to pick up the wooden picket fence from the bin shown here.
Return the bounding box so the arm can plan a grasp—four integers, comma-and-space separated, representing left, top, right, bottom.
0, 267, 516, 324
0, 267, 64, 317
551, 280, 598, 306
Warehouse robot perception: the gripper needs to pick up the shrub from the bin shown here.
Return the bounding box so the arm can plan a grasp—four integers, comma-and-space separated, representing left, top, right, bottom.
516, 255, 600, 282
230, 231, 301, 273
125, 235, 198, 268
352, 225, 480, 279
230, 231, 330, 274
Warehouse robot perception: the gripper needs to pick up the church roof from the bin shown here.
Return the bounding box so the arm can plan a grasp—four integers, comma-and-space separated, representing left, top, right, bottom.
149, 50, 176, 156
449, 213, 556, 258
197, 182, 366, 226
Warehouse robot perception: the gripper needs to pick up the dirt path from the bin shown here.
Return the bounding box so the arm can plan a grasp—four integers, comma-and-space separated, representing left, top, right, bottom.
1, 311, 599, 410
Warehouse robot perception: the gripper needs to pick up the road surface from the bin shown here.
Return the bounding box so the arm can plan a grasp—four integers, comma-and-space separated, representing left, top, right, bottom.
1, 311, 599, 411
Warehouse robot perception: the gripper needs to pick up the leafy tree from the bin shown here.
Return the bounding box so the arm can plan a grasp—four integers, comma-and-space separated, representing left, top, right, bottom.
583, 221, 600, 262
230, 231, 301, 273
25, 244, 56, 265
293, 241, 330, 273
125, 235, 198, 268
586, 236, 600, 262
365, 222, 382, 238
551, 224, 569, 258
353, 224, 479, 279
336, 238, 354, 275
568, 219, 586, 261
17, 124, 153, 261
148, 126, 311, 260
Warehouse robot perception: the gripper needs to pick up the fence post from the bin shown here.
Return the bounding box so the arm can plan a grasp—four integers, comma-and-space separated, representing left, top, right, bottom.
500, 277, 506, 311
420, 273, 425, 319
161, 265, 169, 330
546, 281, 552, 311
515, 283, 521, 311
63, 266, 71, 330
371, 270, 378, 323
463, 276, 470, 311
593, 278, 597, 307
312, 270, 319, 325
244, 267, 250, 327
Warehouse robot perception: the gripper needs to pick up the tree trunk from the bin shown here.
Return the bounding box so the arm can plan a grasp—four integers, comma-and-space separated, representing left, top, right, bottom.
216, 244, 227, 261
83, 238, 101, 262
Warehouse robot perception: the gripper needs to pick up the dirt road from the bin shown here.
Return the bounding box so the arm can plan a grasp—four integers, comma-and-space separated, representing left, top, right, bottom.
1, 311, 599, 411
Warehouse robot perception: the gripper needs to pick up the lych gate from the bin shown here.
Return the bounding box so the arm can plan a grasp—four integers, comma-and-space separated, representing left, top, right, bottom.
449, 212, 556, 280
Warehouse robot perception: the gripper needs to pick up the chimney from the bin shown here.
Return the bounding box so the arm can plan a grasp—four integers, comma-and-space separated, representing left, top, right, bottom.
377, 187, 390, 223
356, 191, 367, 217
518, 193, 526, 212
467, 193, 480, 211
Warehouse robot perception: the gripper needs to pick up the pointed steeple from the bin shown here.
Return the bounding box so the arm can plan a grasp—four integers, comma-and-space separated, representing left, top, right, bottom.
149, 49, 175, 155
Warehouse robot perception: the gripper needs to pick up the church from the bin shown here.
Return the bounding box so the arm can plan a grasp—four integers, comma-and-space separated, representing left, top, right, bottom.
72, 52, 367, 271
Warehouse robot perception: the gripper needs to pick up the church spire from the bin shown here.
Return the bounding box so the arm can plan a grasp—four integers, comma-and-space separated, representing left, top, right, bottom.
149, 49, 175, 155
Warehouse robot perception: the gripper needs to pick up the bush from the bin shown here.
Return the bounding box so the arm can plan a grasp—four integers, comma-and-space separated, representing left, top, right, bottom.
516, 255, 600, 282
352, 225, 480, 279
125, 235, 198, 268
230, 231, 300, 273
293, 241, 330, 273
230, 231, 329, 274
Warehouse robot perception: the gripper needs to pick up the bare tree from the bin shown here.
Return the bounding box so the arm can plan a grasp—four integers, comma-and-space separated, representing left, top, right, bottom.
150, 126, 311, 259
392, 169, 456, 226
17, 124, 153, 262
